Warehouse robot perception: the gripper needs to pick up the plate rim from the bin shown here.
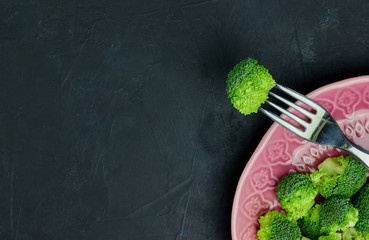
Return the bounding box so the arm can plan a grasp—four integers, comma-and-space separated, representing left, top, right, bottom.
231, 75, 369, 240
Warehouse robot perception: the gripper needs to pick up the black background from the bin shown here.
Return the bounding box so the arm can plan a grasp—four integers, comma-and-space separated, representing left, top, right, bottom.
1, 0, 369, 239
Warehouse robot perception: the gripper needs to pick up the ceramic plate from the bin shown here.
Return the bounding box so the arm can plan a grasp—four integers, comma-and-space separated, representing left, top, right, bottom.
231, 76, 369, 240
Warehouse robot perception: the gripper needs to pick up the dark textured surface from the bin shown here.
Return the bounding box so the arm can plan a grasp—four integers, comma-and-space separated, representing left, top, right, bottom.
1, 0, 369, 239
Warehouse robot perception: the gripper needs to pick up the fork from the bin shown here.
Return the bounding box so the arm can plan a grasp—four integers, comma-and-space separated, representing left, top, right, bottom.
259, 84, 369, 169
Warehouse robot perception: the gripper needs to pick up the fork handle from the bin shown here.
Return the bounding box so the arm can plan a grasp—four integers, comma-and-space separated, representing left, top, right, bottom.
341, 139, 369, 169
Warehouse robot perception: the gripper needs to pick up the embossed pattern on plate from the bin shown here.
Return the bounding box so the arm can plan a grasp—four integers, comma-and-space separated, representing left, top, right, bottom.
231, 76, 369, 240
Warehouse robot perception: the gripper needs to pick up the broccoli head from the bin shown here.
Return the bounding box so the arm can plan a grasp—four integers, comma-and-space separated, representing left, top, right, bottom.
257, 211, 302, 240
318, 233, 342, 240
299, 204, 322, 239
226, 57, 276, 115
275, 172, 318, 219
310, 155, 367, 199
319, 196, 358, 235
352, 183, 369, 239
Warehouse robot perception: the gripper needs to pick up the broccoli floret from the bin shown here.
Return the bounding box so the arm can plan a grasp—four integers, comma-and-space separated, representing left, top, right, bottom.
226, 57, 275, 115
302, 238, 312, 240
352, 183, 369, 238
319, 197, 358, 235
299, 204, 322, 239
310, 155, 367, 199
257, 211, 302, 240
318, 233, 342, 240
342, 227, 366, 240
275, 172, 318, 219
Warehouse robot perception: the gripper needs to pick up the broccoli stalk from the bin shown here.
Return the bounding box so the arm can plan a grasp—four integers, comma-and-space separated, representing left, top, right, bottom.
257, 211, 302, 240
226, 58, 276, 115
342, 227, 366, 240
316, 227, 366, 240
275, 172, 318, 220
318, 233, 342, 240
310, 155, 367, 199
352, 183, 369, 239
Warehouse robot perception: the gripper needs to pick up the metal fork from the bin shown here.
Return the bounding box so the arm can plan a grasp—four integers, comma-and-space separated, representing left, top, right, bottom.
259, 84, 369, 169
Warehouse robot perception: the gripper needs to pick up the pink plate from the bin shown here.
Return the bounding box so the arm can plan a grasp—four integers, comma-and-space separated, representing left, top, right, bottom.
231, 76, 369, 240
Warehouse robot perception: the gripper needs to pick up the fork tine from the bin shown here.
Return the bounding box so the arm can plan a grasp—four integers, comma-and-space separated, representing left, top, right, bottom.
265, 100, 308, 127
269, 91, 315, 118
275, 84, 323, 111
259, 107, 305, 137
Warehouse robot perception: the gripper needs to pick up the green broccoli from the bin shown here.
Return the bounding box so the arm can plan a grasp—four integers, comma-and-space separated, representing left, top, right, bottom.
299, 204, 322, 239
319, 196, 358, 235
318, 233, 342, 240
342, 227, 366, 240
257, 211, 302, 240
226, 57, 276, 115
352, 183, 369, 239
317, 228, 367, 240
275, 172, 318, 219
310, 155, 367, 199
